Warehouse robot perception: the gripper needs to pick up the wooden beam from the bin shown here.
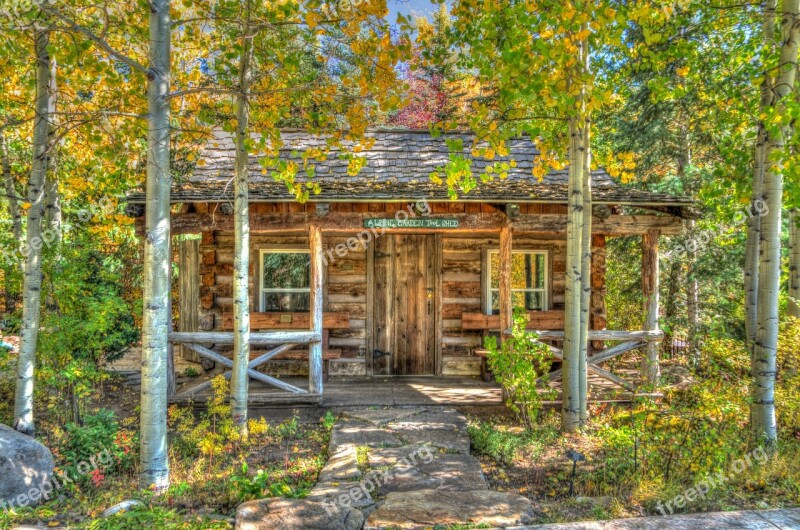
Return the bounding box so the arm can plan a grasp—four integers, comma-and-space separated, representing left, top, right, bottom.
149, 212, 685, 236
169, 330, 321, 345
182, 343, 306, 393
178, 238, 200, 363
641, 229, 661, 385
461, 310, 565, 331
219, 311, 349, 330
309, 224, 324, 395
499, 223, 512, 338
536, 330, 662, 342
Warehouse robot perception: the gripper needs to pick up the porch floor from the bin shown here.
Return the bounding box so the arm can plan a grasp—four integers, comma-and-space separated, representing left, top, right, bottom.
169, 373, 660, 408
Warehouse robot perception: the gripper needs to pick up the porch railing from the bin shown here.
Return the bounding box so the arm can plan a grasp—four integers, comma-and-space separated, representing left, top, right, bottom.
534, 329, 664, 391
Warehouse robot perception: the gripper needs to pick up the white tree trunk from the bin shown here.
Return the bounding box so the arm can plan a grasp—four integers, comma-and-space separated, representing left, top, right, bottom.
43, 59, 60, 244
139, 0, 172, 490
745, 0, 776, 348
14, 30, 55, 436
562, 116, 587, 432
230, 0, 254, 435
578, 111, 591, 424
751, 0, 800, 444
789, 208, 799, 318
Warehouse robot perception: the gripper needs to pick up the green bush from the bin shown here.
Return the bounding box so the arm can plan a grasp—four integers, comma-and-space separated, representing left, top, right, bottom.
58, 410, 137, 486
484, 310, 554, 428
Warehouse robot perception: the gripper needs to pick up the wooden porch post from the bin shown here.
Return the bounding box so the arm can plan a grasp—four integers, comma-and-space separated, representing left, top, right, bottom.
309, 224, 324, 394
641, 229, 661, 385
590, 234, 607, 350
178, 238, 200, 362
499, 223, 512, 338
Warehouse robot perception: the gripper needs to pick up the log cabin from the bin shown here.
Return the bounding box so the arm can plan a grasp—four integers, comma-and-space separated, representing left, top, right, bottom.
125, 129, 693, 403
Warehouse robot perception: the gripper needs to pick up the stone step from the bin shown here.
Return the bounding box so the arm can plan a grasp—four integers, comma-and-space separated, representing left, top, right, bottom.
363, 489, 539, 530
236, 497, 364, 530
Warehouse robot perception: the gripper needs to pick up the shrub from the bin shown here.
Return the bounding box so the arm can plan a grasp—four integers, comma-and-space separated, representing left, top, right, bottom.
58, 410, 137, 487
484, 310, 554, 428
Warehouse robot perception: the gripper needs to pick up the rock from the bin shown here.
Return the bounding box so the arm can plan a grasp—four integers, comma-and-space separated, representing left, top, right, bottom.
329, 419, 403, 454
316, 446, 361, 483
385, 409, 471, 454
101, 500, 143, 517
366, 446, 487, 494
307, 480, 375, 510
0, 425, 54, 509
343, 407, 426, 426
236, 498, 364, 530
364, 489, 538, 529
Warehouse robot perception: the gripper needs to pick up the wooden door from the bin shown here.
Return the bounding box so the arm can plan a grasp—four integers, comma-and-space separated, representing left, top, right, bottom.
372, 234, 436, 375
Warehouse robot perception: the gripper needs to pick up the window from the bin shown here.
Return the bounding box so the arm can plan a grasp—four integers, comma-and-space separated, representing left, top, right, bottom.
259, 250, 311, 312
486, 250, 548, 314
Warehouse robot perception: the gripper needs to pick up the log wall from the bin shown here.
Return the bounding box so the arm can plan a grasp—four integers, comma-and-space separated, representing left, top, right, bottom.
186, 202, 610, 374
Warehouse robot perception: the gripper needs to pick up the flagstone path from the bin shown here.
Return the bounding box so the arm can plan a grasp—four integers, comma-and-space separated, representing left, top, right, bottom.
236, 406, 539, 529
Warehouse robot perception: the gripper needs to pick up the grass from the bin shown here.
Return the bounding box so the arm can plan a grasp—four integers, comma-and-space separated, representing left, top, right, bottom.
0, 406, 338, 530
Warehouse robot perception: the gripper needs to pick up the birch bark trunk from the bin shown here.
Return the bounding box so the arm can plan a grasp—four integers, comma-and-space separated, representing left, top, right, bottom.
751, 0, 800, 444
231, 0, 254, 435
745, 0, 776, 348
139, 0, 172, 490
562, 26, 591, 432
789, 208, 799, 318
14, 30, 55, 436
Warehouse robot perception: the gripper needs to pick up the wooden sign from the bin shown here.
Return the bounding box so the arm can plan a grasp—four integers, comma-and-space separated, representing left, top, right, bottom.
364, 218, 460, 229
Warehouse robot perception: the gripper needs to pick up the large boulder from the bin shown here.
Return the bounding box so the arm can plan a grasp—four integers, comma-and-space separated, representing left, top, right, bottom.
0, 425, 55, 509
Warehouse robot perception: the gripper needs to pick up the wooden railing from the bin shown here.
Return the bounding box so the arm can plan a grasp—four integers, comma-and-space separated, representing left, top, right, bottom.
168, 330, 323, 401
534, 330, 664, 391
169, 224, 326, 404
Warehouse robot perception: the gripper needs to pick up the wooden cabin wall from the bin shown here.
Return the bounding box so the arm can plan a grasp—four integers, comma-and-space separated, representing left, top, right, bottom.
187, 201, 606, 376
440, 235, 568, 357
198, 231, 368, 358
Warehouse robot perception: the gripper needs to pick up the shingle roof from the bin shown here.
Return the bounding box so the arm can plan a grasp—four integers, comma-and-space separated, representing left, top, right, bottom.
126, 129, 693, 212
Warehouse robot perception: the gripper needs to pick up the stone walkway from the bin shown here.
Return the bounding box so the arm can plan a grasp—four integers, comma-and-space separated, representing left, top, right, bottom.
236, 407, 538, 529
523, 508, 800, 529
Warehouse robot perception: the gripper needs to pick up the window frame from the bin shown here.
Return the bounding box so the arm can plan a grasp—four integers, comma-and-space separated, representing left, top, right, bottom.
258, 248, 312, 312
484, 249, 549, 315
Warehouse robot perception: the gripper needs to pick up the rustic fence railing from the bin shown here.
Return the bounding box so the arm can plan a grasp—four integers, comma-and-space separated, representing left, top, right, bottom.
534, 329, 664, 391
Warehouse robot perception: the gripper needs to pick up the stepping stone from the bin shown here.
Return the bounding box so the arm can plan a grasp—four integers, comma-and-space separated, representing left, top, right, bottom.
316, 446, 361, 483
236, 498, 364, 530
329, 419, 403, 454
363, 489, 538, 529
385, 409, 471, 454
307, 479, 375, 511
343, 407, 426, 426
366, 446, 488, 495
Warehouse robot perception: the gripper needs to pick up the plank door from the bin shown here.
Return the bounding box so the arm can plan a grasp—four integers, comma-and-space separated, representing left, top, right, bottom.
373, 234, 437, 375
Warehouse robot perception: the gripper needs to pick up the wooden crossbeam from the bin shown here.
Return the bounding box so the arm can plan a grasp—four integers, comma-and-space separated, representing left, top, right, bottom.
171, 343, 299, 400
537, 340, 646, 390
182, 343, 306, 394
169, 331, 321, 345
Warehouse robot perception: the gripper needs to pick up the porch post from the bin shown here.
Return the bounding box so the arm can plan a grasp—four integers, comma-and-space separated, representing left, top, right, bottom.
309, 224, 324, 394
641, 229, 661, 385
590, 234, 607, 350
499, 223, 513, 338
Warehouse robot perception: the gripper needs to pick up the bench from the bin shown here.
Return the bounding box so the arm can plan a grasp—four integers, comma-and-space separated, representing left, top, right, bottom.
461, 311, 565, 382
220, 311, 350, 380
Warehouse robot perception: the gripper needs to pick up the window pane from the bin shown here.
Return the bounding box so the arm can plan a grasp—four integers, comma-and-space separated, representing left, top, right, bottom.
262, 252, 310, 289
490, 253, 500, 289
511, 253, 546, 290
515, 291, 544, 311
262, 292, 310, 312
490, 290, 545, 314
491, 252, 545, 289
